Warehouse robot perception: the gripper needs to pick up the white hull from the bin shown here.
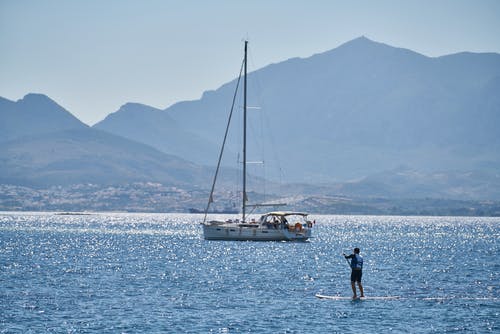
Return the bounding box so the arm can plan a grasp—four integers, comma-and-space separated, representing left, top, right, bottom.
202, 221, 312, 241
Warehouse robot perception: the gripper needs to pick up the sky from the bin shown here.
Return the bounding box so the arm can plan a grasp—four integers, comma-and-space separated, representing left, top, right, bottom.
1, 0, 499, 125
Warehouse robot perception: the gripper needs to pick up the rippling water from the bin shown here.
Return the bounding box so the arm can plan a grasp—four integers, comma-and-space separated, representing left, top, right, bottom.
0, 212, 498, 333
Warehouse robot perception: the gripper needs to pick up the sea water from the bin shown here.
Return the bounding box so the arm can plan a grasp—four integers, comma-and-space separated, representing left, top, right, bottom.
0, 212, 498, 333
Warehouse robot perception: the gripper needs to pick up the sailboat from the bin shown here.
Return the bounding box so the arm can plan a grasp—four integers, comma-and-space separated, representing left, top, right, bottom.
201, 41, 314, 241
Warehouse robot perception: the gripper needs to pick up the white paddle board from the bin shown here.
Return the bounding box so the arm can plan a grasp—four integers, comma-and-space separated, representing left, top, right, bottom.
316, 294, 496, 301
315, 294, 400, 300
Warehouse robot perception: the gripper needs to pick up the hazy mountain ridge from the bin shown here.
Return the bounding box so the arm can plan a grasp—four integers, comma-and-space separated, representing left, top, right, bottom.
150, 36, 500, 182
0, 95, 216, 188
0, 93, 88, 142
333, 167, 500, 201
2, 37, 500, 210
0, 94, 242, 191
0, 127, 210, 187
94, 102, 220, 165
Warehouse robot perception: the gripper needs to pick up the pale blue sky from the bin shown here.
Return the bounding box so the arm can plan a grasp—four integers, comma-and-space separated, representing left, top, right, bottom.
1, 0, 499, 125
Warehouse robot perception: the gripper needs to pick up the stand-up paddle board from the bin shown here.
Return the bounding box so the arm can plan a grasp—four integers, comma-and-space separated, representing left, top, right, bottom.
316, 294, 496, 301
315, 294, 400, 300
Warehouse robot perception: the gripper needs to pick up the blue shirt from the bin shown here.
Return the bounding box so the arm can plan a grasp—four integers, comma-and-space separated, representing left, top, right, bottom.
346, 254, 363, 270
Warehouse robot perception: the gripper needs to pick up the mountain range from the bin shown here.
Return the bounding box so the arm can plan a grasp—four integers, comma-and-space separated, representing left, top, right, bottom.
1, 37, 500, 207
95, 37, 500, 183
0, 94, 211, 187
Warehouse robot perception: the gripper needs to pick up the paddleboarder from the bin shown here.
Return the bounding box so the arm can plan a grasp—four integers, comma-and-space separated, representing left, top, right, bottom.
344, 248, 364, 299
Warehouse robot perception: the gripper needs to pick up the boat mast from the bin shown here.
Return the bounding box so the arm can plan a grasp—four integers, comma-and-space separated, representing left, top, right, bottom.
242, 40, 248, 222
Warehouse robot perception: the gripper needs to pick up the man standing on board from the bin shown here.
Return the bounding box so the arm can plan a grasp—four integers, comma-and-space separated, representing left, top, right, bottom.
344, 248, 364, 299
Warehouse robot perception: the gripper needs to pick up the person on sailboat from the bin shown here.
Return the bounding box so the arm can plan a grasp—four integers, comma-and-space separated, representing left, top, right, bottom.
344, 248, 365, 299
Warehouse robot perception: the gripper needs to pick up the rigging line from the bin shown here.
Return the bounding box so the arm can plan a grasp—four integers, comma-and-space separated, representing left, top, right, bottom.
246, 47, 269, 202
248, 44, 284, 193
203, 57, 245, 223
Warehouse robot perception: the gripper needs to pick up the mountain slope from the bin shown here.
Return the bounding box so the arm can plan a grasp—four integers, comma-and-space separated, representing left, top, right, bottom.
91, 37, 500, 183
2, 37, 500, 203
0, 127, 209, 187
0, 94, 217, 187
333, 167, 500, 201
164, 37, 500, 182
93, 102, 220, 166
0, 93, 88, 142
